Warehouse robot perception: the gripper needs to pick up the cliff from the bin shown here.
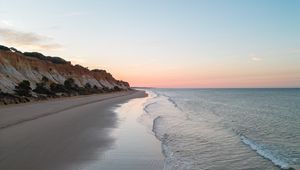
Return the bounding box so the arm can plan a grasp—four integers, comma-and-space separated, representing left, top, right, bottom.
0, 45, 130, 94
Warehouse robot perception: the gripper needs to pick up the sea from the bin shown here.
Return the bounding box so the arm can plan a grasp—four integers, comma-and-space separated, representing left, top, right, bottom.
137, 88, 300, 170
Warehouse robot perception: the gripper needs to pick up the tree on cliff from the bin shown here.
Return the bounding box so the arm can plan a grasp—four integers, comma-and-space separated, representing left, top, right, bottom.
14, 80, 32, 97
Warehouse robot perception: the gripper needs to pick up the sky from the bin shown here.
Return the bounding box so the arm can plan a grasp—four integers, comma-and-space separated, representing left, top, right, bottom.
0, 0, 299, 88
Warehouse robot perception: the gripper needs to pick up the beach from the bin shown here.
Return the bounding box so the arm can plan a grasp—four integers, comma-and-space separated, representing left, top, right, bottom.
1, 88, 300, 170
0, 90, 164, 170
0, 1, 298, 169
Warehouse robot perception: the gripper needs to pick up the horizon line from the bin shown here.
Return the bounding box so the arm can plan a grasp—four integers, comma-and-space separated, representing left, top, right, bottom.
132, 87, 300, 89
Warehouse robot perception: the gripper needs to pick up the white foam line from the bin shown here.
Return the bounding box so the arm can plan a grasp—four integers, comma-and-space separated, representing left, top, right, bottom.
240, 135, 292, 169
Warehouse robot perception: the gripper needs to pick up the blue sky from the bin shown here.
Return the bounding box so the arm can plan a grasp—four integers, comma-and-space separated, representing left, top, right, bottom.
0, 0, 299, 87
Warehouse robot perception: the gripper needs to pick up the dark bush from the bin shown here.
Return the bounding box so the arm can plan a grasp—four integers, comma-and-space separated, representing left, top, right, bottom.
23, 52, 46, 60
23, 52, 68, 64
0, 90, 29, 105
0, 45, 10, 51
14, 80, 32, 97
77, 87, 89, 95
46, 56, 68, 64
64, 78, 76, 90
10, 47, 22, 54
42, 76, 49, 83
92, 85, 104, 93
102, 87, 110, 92
33, 83, 53, 95
113, 86, 121, 91
85, 83, 92, 89
50, 83, 68, 93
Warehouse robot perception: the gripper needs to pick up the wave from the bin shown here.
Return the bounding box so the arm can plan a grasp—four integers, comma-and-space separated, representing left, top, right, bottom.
143, 102, 158, 114
159, 94, 194, 122
142, 89, 300, 170
240, 135, 295, 170
143, 91, 193, 170
160, 94, 183, 111
152, 116, 163, 139
150, 90, 161, 99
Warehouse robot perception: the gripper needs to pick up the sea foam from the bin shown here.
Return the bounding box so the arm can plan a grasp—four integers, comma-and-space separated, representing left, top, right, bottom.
240, 135, 293, 170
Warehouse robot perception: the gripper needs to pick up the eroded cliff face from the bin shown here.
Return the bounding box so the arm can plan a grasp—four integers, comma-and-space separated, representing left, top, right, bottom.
0, 50, 129, 93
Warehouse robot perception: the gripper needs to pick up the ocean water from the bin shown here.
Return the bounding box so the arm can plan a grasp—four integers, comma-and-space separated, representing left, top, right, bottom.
138, 88, 300, 170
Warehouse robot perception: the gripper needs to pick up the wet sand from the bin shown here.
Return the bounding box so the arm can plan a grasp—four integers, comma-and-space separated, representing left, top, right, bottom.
94, 92, 164, 170
0, 90, 147, 170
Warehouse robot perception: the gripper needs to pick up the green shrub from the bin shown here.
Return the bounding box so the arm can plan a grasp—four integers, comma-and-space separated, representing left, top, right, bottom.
0, 45, 10, 51
64, 78, 75, 90
14, 80, 32, 97
50, 83, 68, 93
23, 52, 45, 60
23, 52, 68, 64
33, 82, 53, 95
47, 56, 68, 64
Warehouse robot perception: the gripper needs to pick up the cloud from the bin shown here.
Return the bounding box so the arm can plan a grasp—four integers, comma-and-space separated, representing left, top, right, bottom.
251, 57, 262, 61
0, 27, 62, 50
1, 20, 13, 27
249, 54, 262, 62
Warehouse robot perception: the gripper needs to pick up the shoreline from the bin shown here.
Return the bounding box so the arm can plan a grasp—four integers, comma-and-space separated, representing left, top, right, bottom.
94, 90, 164, 170
0, 90, 137, 129
0, 90, 147, 170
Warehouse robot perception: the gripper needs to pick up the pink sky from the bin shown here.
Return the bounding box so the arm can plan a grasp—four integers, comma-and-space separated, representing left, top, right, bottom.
1, 1, 299, 88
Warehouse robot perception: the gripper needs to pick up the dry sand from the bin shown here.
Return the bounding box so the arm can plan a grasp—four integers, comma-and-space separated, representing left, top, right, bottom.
0, 90, 148, 170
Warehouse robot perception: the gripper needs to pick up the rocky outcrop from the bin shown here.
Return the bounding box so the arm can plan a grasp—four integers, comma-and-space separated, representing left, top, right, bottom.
0, 46, 130, 94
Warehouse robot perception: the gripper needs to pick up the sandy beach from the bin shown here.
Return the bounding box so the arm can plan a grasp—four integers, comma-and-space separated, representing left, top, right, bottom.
0, 90, 154, 170
93, 91, 164, 170
1, 1, 298, 169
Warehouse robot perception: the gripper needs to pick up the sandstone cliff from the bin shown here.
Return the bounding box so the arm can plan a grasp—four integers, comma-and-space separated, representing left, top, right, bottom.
0, 45, 129, 93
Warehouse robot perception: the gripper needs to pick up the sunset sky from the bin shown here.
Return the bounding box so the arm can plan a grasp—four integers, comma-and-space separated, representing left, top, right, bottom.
0, 0, 299, 88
